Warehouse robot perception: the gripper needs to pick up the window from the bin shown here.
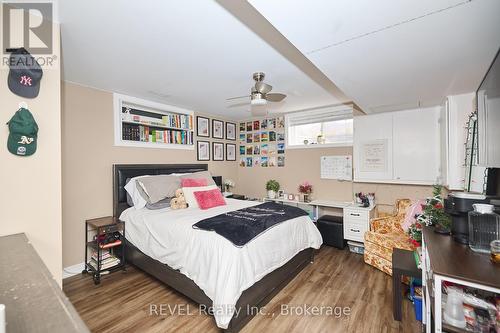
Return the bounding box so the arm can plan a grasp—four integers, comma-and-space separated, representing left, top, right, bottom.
286, 105, 354, 147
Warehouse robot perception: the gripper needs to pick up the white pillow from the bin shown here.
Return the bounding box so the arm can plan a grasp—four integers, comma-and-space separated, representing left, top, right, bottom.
182, 185, 219, 209
124, 175, 150, 209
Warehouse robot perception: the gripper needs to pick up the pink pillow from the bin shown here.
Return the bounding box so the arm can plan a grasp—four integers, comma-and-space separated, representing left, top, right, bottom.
402, 199, 425, 232
193, 188, 226, 210
181, 178, 208, 187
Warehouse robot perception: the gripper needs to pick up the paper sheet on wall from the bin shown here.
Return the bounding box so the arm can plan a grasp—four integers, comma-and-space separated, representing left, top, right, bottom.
320, 155, 352, 180
360, 139, 387, 172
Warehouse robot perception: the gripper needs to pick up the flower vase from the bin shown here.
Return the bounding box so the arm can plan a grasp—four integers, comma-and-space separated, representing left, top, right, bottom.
303, 194, 311, 203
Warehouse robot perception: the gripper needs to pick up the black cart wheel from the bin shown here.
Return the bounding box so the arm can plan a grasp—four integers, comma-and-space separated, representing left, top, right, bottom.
93, 274, 100, 285
81, 269, 88, 275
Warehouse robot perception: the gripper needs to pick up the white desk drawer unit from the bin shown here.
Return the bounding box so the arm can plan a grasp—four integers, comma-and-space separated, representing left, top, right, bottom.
343, 205, 375, 243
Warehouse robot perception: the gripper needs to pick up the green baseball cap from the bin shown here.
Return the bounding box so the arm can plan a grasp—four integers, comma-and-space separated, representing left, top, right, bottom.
7, 108, 38, 156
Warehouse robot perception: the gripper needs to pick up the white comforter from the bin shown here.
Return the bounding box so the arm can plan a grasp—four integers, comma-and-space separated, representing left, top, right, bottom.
120, 199, 322, 329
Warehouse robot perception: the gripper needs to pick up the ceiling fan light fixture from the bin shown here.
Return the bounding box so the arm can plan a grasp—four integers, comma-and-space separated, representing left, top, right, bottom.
250, 93, 267, 105
251, 98, 267, 105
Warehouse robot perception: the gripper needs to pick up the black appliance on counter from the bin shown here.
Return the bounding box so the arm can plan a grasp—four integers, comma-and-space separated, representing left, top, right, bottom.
445, 192, 500, 244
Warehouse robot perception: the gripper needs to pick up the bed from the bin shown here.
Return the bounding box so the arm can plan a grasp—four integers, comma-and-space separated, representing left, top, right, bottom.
113, 164, 322, 332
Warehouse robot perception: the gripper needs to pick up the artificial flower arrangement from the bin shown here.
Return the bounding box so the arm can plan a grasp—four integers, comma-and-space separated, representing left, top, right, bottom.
224, 179, 235, 193
298, 181, 313, 202
355, 192, 375, 207
408, 185, 451, 247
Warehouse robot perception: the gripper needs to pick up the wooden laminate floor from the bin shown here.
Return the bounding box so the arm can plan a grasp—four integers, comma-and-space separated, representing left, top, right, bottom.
64, 246, 421, 333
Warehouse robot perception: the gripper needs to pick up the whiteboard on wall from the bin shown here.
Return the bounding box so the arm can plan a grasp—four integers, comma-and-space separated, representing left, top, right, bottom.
320, 155, 352, 180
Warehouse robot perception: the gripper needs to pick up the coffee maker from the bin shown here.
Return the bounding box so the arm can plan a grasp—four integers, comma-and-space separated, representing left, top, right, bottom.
445, 193, 488, 244
445, 169, 500, 244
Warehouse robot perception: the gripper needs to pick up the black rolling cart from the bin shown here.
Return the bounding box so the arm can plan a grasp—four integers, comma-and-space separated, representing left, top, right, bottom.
82, 216, 126, 284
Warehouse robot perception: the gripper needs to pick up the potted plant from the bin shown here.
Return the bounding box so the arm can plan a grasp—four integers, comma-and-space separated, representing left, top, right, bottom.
266, 180, 280, 199
298, 181, 313, 202
417, 185, 451, 234
408, 185, 452, 246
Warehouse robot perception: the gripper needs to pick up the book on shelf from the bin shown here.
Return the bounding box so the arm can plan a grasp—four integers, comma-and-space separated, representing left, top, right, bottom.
122, 123, 194, 145
161, 114, 193, 130
91, 256, 118, 266
89, 257, 120, 270
91, 248, 113, 260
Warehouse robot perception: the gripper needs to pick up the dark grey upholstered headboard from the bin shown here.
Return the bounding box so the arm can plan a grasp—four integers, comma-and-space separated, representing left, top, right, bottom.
113, 164, 208, 217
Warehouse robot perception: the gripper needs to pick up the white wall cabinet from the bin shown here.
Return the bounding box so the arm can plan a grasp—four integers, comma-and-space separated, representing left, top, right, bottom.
353, 112, 394, 181
354, 107, 441, 185
478, 91, 500, 167
440, 93, 475, 190
393, 108, 440, 183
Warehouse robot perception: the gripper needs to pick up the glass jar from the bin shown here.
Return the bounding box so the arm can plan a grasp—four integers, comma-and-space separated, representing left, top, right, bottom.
468, 210, 500, 253
491, 240, 500, 264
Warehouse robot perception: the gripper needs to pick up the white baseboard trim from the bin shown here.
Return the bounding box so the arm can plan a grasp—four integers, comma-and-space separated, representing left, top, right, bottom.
63, 262, 85, 279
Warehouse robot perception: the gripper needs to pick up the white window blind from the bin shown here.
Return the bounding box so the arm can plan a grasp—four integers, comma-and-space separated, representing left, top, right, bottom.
286, 105, 354, 147
287, 107, 352, 126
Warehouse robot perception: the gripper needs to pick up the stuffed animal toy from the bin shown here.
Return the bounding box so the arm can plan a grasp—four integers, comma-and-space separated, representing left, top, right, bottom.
170, 188, 188, 209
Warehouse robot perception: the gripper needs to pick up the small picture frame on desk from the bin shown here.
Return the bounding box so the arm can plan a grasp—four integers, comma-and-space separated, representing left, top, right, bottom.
277, 190, 284, 198
287, 194, 294, 201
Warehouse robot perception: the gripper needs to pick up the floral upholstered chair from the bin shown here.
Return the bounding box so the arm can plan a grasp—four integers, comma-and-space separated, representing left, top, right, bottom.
364, 199, 416, 275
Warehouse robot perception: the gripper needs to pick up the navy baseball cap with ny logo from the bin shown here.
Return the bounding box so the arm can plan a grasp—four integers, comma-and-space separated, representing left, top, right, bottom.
7, 48, 43, 98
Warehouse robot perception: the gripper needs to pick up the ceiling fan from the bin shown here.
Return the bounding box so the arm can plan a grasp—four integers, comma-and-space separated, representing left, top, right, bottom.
226, 72, 287, 109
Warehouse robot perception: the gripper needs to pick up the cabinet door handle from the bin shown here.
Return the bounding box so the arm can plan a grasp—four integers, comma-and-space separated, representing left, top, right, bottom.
350, 213, 360, 217
350, 228, 360, 233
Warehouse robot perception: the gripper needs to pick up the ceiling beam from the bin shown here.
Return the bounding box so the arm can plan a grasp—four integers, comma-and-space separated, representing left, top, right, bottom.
215, 0, 363, 112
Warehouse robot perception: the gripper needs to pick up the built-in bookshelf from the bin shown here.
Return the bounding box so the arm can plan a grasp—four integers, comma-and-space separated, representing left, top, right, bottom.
113, 93, 195, 149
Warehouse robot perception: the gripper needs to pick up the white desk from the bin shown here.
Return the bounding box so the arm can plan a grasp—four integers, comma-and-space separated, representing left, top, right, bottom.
264, 198, 352, 221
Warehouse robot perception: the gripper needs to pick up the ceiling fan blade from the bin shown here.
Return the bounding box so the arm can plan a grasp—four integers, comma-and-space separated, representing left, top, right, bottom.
266, 93, 286, 102
251, 105, 268, 117
226, 102, 249, 108
255, 82, 272, 94
226, 95, 249, 101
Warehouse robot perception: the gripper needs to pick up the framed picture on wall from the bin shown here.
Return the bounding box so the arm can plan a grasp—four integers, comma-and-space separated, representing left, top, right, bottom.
213, 142, 224, 161
226, 122, 236, 140
253, 120, 260, 131
226, 143, 236, 161
197, 141, 210, 161
212, 119, 224, 139
197, 116, 210, 137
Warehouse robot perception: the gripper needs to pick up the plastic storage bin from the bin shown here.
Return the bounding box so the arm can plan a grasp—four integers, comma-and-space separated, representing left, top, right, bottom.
410, 279, 423, 322
347, 241, 364, 254
468, 208, 500, 253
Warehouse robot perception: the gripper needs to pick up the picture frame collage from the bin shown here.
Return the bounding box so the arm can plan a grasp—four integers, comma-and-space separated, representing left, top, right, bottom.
196, 116, 236, 161
238, 116, 285, 168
